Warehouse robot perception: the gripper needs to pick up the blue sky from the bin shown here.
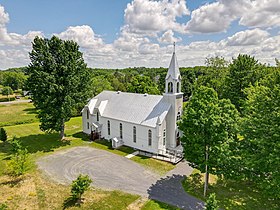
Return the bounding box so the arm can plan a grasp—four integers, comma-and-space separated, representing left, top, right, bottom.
0, 0, 279, 69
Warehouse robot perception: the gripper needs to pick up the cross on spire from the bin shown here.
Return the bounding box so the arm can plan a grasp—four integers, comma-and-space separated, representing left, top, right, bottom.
173, 42, 176, 53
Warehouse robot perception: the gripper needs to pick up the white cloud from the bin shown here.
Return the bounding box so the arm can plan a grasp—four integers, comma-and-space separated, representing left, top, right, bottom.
0, 5, 9, 27
56, 25, 103, 48
158, 30, 182, 43
226, 28, 270, 46
186, 0, 249, 33
113, 25, 150, 52
186, 0, 280, 33
124, 0, 189, 34
0, 5, 43, 46
239, 0, 280, 28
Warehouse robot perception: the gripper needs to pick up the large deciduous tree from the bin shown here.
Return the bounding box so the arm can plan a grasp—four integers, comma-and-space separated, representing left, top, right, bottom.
179, 86, 239, 196
127, 75, 160, 95
241, 69, 280, 199
224, 54, 263, 112
27, 36, 91, 139
2, 72, 27, 91
2, 86, 13, 98
196, 56, 229, 98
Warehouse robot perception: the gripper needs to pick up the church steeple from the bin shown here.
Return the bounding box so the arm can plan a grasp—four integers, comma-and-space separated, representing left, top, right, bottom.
165, 43, 181, 94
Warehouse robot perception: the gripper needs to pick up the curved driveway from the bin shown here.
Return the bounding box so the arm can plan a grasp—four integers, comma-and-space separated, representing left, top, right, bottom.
37, 147, 160, 196
37, 146, 203, 209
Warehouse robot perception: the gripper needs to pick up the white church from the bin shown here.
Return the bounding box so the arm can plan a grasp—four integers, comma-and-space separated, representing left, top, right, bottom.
82, 51, 184, 163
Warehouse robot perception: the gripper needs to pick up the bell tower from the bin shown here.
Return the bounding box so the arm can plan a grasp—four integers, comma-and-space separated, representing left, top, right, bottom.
163, 43, 183, 148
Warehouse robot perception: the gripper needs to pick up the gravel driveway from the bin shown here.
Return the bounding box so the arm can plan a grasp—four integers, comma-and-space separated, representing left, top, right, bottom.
37, 146, 160, 196
37, 146, 203, 209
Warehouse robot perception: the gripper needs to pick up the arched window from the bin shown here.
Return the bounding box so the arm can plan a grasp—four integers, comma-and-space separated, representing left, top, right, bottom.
177, 82, 180, 93
120, 123, 123, 139
177, 111, 181, 121
148, 129, 152, 146
107, 120, 110, 135
87, 122, 89, 129
96, 112, 99, 122
168, 82, 173, 93
133, 126, 136, 143
86, 110, 89, 119
163, 129, 166, 146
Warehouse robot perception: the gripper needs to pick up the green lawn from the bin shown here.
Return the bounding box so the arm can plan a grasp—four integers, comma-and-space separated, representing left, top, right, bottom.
182, 170, 279, 210
131, 155, 175, 175
141, 200, 179, 210
0, 102, 38, 127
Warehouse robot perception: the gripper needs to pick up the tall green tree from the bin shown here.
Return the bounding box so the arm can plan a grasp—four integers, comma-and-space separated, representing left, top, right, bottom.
2, 86, 13, 99
180, 68, 196, 98
197, 56, 229, 97
27, 36, 91, 139
241, 69, 280, 199
2, 72, 27, 90
224, 54, 263, 112
179, 86, 239, 196
126, 75, 160, 95
91, 75, 113, 96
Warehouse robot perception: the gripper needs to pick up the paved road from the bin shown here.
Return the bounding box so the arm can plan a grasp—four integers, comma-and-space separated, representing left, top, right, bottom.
0, 99, 31, 104
37, 146, 204, 209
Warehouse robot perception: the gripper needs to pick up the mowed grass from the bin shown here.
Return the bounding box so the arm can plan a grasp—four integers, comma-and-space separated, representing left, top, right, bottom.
141, 200, 179, 210
131, 155, 175, 176
182, 169, 279, 210
0, 102, 38, 126
0, 172, 140, 210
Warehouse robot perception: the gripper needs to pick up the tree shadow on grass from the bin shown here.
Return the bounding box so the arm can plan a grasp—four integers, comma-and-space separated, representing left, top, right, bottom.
72, 131, 90, 141
0, 176, 24, 187
183, 174, 280, 210
0, 133, 70, 156
208, 179, 280, 210
147, 174, 204, 210
23, 107, 38, 115
62, 197, 83, 209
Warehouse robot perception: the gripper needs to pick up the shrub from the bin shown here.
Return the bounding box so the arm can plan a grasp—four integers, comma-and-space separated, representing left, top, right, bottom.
205, 193, 219, 210
0, 203, 8, 210
0, 128, 7, 142
71, 174, 92, 200
10, 136, 22, 153
8, 148, 29, 176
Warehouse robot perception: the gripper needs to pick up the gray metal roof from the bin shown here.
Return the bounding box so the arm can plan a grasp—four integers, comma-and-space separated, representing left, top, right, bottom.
165, 52, 181, 80
86, 91, 170, 127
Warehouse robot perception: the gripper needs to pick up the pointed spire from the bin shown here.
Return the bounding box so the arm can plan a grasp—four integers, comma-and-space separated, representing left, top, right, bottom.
165, 44, 180, 80
156, 116, 161, 125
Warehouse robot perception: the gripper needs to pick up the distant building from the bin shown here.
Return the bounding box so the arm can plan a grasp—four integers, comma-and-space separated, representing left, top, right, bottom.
82, 51, 183, 163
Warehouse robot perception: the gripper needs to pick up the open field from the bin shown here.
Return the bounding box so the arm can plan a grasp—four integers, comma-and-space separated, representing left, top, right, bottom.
182, 169, 279, 210
0, 102, 38, 127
